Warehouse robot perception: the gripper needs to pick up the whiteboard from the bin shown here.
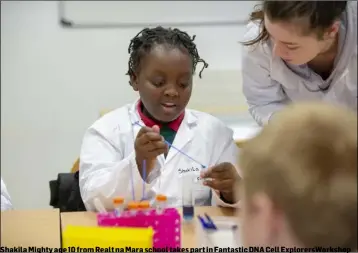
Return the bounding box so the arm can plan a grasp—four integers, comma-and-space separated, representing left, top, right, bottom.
61, 1, 259, 26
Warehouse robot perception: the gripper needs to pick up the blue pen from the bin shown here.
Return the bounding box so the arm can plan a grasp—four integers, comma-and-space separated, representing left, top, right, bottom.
198, 213, 217, 230
133, 121, 207, 169
198, 214, 238, 231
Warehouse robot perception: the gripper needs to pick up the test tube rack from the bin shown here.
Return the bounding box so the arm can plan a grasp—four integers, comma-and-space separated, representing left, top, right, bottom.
97, 207, 181, 248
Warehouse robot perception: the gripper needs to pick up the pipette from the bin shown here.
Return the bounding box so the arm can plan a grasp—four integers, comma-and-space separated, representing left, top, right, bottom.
142, 159, 146, 200
129, 160, 135, 201
133, 121, 206, 169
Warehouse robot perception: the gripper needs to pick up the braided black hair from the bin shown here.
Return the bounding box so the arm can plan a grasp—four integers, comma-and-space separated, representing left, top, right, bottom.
126, 26, 209, 85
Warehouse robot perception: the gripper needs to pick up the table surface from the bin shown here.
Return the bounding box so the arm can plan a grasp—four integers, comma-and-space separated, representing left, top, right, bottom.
61, 206, 237, 248
1, 209, 61, 248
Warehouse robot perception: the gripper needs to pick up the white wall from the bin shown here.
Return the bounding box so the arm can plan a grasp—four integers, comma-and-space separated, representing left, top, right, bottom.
1, 1, 256, 209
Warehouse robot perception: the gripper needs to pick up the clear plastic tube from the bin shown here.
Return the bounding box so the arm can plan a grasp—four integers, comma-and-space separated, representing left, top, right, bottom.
155, 194, 167, 214
127, 201, 139, 216
182, 175, 194, 221
138, 200, 151, 215
182, 194, 194, 221
113, 197, 124, 216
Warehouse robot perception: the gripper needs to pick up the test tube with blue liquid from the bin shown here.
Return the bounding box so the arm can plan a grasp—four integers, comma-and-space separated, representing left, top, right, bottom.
182, 175, 195, 221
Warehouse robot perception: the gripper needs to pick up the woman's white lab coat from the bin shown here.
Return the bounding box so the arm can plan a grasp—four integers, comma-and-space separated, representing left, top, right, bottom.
1, 177, 13, 211
79, 100, 240, 211
242, 1, 357, 126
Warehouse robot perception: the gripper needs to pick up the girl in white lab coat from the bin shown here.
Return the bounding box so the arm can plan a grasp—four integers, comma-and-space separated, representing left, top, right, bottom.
1, 177, 13, 211
79, 27, 241, 211
241, 1, 357, 126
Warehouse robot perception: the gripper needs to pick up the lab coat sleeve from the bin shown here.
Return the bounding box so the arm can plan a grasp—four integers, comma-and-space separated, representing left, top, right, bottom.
242, 22, 289, 126
1, 177, 13, 211
211, 129, 241, 208
79, 128, 148, 211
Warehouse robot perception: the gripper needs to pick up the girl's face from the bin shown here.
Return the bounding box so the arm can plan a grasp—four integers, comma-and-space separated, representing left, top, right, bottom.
264, 15, 340, 65
131, 45, 193, 123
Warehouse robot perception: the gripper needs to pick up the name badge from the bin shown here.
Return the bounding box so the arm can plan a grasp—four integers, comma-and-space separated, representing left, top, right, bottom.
178, 167, 200, 174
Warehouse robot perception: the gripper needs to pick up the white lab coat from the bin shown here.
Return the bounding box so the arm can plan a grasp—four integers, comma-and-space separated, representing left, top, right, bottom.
79, 100, 240, 211
1, 177, 13, 211
242, 1, 357, 126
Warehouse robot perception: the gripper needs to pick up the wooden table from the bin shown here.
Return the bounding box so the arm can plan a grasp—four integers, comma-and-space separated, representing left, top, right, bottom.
1, 209, 61, 248
181, 207, 237, 247
61, 206, 237, 248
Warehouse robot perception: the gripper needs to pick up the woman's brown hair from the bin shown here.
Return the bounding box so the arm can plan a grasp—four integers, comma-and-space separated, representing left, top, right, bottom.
242, 1, 348, 47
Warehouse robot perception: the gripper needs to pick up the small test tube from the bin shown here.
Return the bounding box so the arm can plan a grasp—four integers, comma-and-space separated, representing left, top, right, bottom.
113, 197, 124, 216
138, 200, 151, 215
155, 194, 167, 214
182, 204, 194, 221
182, 175, 195, 221
127, 201, 139, 216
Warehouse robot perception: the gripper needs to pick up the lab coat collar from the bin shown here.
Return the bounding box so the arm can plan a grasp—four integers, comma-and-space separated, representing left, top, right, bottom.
129, 99, 197, 126
136, 100, 185, 132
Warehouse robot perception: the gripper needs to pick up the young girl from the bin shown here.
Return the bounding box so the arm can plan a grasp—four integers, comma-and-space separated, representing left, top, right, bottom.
79, 27, 241, 211
237, 102, 357, 251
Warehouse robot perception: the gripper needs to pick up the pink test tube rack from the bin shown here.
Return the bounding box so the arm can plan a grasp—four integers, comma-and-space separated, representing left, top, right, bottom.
97, 208, 181, 248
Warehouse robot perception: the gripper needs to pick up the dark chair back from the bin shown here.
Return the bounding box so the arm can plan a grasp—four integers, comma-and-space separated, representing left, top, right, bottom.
49, 171, 86, 212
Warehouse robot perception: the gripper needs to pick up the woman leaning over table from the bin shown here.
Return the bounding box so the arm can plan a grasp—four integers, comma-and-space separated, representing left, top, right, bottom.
241, 1, 357, 126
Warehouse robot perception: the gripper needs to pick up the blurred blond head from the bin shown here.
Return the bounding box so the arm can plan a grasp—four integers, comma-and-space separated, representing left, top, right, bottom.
237, 102, 357, 250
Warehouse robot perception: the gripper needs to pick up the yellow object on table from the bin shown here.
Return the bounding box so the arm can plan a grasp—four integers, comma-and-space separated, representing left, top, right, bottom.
62, 225, 153, 250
